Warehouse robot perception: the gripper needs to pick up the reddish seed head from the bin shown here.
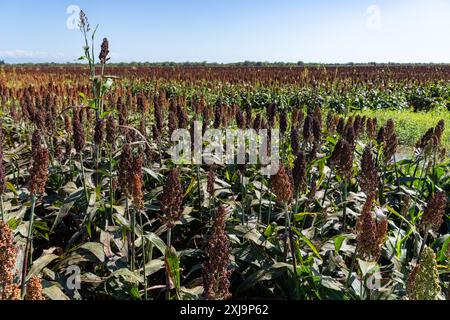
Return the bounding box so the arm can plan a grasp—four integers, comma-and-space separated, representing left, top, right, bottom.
421, 191, 447, 233
270, 165, 293, 204
203, 205, 232, 300
160, 168, 184, 229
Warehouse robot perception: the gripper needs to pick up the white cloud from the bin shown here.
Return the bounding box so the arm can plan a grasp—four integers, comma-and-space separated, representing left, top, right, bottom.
0, 49, 66, 60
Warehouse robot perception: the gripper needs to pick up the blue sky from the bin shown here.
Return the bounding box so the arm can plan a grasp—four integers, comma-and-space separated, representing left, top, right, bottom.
1, 0, 450, 63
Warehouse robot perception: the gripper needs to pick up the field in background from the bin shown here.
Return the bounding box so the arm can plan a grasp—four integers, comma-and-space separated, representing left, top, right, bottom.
0, 64, 449, 301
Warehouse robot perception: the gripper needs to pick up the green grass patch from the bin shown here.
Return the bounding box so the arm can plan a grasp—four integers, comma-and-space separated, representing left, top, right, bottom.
355, 109, 450, 149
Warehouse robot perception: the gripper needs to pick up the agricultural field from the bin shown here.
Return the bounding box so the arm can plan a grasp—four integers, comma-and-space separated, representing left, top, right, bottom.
1, 17, 450, 302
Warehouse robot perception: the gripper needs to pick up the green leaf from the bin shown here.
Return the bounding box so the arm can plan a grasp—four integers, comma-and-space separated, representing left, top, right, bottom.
165, 247, 181, 300
293, 212, 318, 221
129, 286, 141, 300
42, 281, 69, 300
144, 233, 167, 255
142, 167, 163, 181
101, 78, 114, 95
183, 177, 196, 198
437, 235, 450, 262
143, 259, 165, 276
27, 254, 59, 281
6, 181, 17, 195
292, 227, 322, 259
51, 200, 75, 232
111, 268, 141, 283
334, 235, 346, 255
80, 242, 105, 262
357, 259, 378, 276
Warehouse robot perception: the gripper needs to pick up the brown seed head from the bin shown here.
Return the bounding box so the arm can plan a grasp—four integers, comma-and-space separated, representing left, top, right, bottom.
270, 165, 293, 204
356, 194, 387, 261
0, 221, 17, 299
29, 131, 49, 195
203, 205, 232, 300
106, 115, 116, 145
358, 146, 378, 195
118, 144, 133, 197
99, 38, 110, 65
207, 170, 215, 196
160, 168, 184, 229
94, 118, 104, 146
290, 127, 300, 156
24, 276, 44, 300
421, 191, 447, 233
292, 152, 307, 195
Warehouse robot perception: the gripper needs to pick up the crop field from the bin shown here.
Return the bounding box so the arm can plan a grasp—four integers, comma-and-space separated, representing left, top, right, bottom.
0, 15, 449, 302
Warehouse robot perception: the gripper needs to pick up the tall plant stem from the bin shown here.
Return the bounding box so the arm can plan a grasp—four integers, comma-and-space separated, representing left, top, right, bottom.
342, 181, 348, 231
80, 151, 89, 203
419, 161, 430, 198
95, 145, 99, 186
258, 176, 263, 224
345, 245, 358, 289
283, 203, 292, 262
379, 163, 387, 206
139, 213, 147, 300
167, 228, 172, 248
393, 155, 400, 192
409, 156, 422, 188
108, 146, 114, 223
196, 165, 202, 218
321, 167, 333, 207
240, 173, 246, 225
130, 201, 136, 272
21, 194, 36, 297
266, 179, 272, 226
157, 141, 163, 168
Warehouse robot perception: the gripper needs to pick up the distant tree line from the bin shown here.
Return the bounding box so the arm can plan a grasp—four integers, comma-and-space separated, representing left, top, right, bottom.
1, 60, 450, 67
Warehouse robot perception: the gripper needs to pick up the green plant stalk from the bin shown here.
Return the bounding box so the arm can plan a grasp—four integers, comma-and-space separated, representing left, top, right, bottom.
258, 176, 263, 224
157, 142, 163, 168
288, 225, 298, 278
409, 155, 422, 188
240, 173, 246, 225
321, 166, 333, 207
15, 159, 19, 186
419, 161, 430, 199
395, 220, 404, 256
266, 179, 272, 226
167, 228, 172, 248
393, 155, 400, 192
379, 163, 387, 206
79, 151, 89, 203
108, 146, 114, 223
342, 180, 348, 231
21, 194, 36, 298
130, 201, 136, 272
95, 145, 99, 187
196, 164, 202, 219
283, 203, 289, 262
139, 212, 147, 300
345, 245, 358, 290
